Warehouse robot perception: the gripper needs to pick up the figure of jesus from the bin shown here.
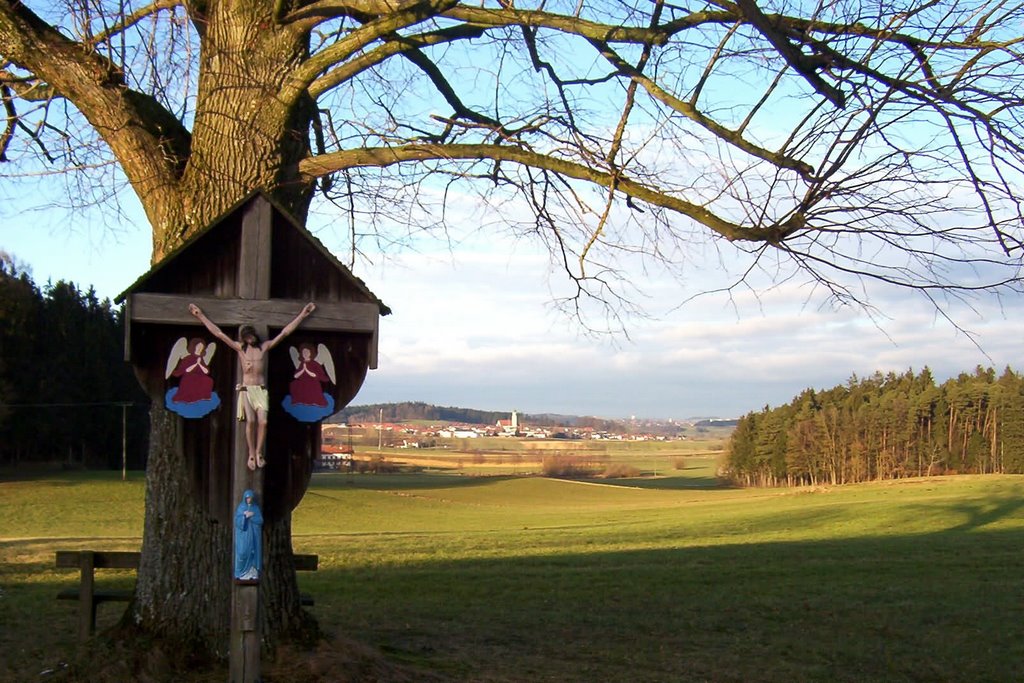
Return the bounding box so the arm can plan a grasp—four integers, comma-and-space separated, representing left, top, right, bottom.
189, 302, 315, 470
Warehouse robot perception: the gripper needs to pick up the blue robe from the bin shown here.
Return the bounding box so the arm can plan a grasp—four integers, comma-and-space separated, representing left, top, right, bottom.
233, 490, 263, 581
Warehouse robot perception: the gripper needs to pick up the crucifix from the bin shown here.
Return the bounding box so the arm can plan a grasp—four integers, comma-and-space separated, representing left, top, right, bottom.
189, 300, 315, 470
123, 194, 385, 683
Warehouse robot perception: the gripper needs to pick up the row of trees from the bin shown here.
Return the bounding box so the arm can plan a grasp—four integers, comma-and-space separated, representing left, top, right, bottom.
726, 367, 1024, 487
336, 401, 513, 425
0, 253, 147, 467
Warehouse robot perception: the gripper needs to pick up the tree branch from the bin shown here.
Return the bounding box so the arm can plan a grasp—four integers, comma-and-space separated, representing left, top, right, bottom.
283, 0, 458, 102
398, 46, 508, 139
0, 83, 14, 161
297, 142, 806, 243
588, 40, 815, 178
307, 22, 485, 98
0, 0, 188, 202
439, 5, 725, 45
87, 0, 184, 48
732, 0, 846, 108
283, 0, 409, 26
0, 70, 58, 101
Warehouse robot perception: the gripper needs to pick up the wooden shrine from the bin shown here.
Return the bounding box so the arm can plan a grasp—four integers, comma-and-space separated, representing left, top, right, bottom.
119, 191, 389, 682
118, 192, 390, 523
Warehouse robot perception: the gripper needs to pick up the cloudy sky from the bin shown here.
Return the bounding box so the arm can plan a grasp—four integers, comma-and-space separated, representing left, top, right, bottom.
2, 192, 1020, 421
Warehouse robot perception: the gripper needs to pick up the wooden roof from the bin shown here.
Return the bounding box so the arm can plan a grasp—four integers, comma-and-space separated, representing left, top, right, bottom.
116, 190, 390, 315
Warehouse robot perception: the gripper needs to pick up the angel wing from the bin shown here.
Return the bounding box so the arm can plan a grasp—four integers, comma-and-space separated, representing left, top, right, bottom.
165, 337, 189, 379
318, 343, 336, 385
289, 345, 300, 368
203, 341, 217, 365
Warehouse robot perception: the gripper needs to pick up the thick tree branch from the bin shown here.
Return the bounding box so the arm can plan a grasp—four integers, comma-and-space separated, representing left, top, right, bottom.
0, 70, 58, 101
282, 0, 458, 102
709, 0, 1016, 51
0, 0, 190, 185
287, 1, 732, 43
307, 22, 484, 98
297, 143, 806, 243
732, 0, 846, 108
283, 0, 408, 26
439, 5, 726, 45
0, 83, 13, 160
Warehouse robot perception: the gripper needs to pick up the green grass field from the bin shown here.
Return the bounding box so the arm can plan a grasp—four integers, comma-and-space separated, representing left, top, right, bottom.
353, 438, 725, 481
2, 461, 1024, 681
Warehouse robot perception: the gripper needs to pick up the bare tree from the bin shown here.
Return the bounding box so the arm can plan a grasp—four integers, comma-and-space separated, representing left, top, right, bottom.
2, 0, 1022, 655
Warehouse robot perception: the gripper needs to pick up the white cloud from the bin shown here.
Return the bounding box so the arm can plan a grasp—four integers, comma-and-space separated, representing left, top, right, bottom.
344, 236, 1024, 419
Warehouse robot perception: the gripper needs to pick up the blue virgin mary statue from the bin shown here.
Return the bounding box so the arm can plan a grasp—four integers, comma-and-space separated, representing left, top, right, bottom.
233, 489, 263, 582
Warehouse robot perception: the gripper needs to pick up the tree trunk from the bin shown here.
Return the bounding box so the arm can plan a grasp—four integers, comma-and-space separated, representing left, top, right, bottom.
124, 9, 319, 651
18, 0, 341, 653
153, 3, 314, 259
132, 405, 231, 647
130, 404, 316, 654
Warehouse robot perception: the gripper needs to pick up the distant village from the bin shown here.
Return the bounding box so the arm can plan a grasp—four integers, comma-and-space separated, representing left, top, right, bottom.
322, 410, 736, 454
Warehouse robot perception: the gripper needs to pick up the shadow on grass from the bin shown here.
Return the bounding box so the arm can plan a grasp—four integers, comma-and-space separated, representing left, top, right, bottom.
310, 471, 522, 492
947, 493, 1024, 532
311, 463, 731, 492
0, 476, 80, 488
594, 474, 726, 490
304, 529, 1024, 683
6, 526, 1024, 682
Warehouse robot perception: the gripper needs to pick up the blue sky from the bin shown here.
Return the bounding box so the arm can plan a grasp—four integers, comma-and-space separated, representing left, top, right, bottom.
2, 191, 1021, 421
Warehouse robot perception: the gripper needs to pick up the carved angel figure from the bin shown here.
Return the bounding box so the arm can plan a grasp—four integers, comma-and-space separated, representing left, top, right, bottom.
281, 342, 336, 422
164, 336, 221, 418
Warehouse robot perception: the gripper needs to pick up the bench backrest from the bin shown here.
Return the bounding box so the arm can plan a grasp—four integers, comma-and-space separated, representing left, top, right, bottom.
55, 550, 318, 570
55, 551, 140, 569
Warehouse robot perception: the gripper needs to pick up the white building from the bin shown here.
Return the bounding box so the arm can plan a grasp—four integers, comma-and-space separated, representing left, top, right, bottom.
496, 410, 520, 435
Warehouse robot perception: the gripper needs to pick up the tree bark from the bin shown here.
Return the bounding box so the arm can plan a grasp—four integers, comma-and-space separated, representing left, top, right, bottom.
153, 2, 313, 258
132, 405, 231, 648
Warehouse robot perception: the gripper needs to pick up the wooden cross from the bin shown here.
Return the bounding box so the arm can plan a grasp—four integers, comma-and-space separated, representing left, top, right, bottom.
124, 196, 381, 683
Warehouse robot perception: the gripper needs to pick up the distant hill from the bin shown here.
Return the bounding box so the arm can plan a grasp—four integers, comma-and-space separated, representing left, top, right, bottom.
694, 418, 740, 428
333, 401, 509, 426
332, 402, 623, 431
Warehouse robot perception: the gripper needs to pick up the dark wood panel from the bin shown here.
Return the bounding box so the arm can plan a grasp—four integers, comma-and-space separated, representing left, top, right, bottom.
129, 293, 379, 333
239, 198, 272, 300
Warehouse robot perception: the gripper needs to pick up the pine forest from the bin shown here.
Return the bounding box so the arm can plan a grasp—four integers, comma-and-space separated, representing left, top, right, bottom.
726, 367, 1024, 487
0, 255, 147, 466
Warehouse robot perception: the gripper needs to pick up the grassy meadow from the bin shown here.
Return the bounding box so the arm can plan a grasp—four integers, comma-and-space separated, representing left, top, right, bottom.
347, 433, 727, 482
2, 450, 1024, 681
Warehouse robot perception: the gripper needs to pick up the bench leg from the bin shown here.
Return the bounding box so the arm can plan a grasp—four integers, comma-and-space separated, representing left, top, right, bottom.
78, 551, 96, 641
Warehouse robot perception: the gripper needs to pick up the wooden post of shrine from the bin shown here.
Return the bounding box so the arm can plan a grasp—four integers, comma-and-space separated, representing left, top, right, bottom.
228, 197, 271, 683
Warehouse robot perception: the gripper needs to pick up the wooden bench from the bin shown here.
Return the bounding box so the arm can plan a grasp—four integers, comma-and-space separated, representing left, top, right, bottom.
56, 550, 319, 641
